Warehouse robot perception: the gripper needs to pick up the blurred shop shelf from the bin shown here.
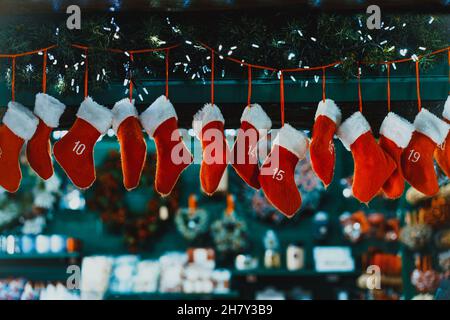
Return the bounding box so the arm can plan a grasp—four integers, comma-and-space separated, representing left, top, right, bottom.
232, 269, 359, 277
104, 291, 240, 300
0, 252, 80, 260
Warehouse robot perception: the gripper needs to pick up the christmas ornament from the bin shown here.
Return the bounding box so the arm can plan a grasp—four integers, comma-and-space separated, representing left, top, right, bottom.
435, 96, 450, 177
140, 95, 192, 196
400, 211, 432, 251
112, 98, 147, 191
211, 195, 247, 255
310, 99, 342, 187
231, 104, 271, 189
53, 97, 113, 189
379, 112, 414, 199
0, 101, 38, 193
87, 151, 179, 251
259, 124, 309, 217
26, 93, 66, 181
175, 194, 209, 241
401, 109, 449, 196
193, 103, 230, 195
337, 112, 396, 204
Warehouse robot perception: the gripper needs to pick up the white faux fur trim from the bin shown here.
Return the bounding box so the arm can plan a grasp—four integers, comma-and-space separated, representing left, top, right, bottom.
112, 98, 138, 133
273, 123, 309, 159
3, 101, 38, 140
314, 99, 342, 125
192, 103, 225, 139
379, 112, 414, 148
140, 95, 177, 137
240, 104, 272, 130
337, 112, 371, 151
443, 95, 450, 121
76, 97, 113, 134
414, 108, 449, 145
34, 93, 66, 128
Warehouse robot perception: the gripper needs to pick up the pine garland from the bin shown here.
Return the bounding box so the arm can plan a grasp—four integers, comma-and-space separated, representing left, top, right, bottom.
0, 11, 448, 95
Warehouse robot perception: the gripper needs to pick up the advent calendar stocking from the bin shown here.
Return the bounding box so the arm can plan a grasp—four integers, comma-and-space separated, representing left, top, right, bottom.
193, 103, 230, 196
379, 112, 414, 199
231, 104, 272, 189
434, 96, 450, 177
112, 98, 147, 191
141, 95, 192, 196
401, 108, 449, 196
310, 99, 342, 187
0, 101, 38, 192
53, 97, 113, 189
27, 93, 66, 180
337, 112, 396, 204
259, 124, 309, 218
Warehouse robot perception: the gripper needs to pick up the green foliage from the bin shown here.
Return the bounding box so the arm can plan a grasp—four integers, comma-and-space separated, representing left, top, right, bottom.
0, 11, 448, 94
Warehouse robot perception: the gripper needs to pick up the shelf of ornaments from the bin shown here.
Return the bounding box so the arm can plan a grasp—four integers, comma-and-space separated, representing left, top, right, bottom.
0, 252, 80, 260
231, 268, 359, 277
104, 291, 240, 300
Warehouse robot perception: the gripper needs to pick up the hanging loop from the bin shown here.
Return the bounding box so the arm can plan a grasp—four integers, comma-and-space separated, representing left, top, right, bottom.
165, 49, 170, 98
280, 71, 285, 127
11, 56, 16, 101
386, 63, 391, 112
415, 60, 422, 112
357, 63, 363, 113
322, 67, 326, 102
247, 65, 252, 106
211, 50, 215, 105
129, 53, 134, 102
83, 49, 88, 98
42, 49, 48, 94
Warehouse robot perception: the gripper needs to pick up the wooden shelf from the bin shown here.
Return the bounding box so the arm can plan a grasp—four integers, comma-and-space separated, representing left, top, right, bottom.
0, 252, 80, 260
232, 268, 358, 277
105, 291, 240, 300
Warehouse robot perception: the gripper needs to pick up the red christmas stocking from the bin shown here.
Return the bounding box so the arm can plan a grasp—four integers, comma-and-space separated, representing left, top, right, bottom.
259, 124, 309, 218
0, 101, 38, 192
231, 104, 272, 189
112, 99, 147, 191
26, 93, 66, 180
379, 112, 414, 199
401, 108, 449, 196
193, 103, 230, 195
141, 95, 193, 196
434, 96, 450, 177
53, 97, 113, 189
310, 99, 342, 187
337, 112, 396, 204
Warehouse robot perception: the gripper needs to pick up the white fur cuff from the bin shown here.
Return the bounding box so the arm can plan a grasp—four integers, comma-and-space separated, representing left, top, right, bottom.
112, 98, 138, 133
443, 95, 450, 122
3, 101, 39, 141
273, 123, 309, 159
76, 97, 113, 134
34, 93, 66, 128
192, 103, 225, 139
337, 112, 371, 151
314, 99, 342, 125
140, 95, 178, 137
414, 108, 449, 145
240, 104, 272, 130
379, 112, 414, 148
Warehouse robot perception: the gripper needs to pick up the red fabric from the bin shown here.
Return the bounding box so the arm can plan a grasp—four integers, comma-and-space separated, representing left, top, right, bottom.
231, 121, 261, 189
401, 131, 440, 196
379, 136, 406, 199
350, 132, 396, 203
199, 121, 229, 195
310, 115, 337, 187
26, 119, 54, 180
117, 117, 147, 191
0, 125, 25, 192
152, 117, 193, 196
435, 124, 450, 178
259, 145, 302, 217
53, 118, 101, 189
